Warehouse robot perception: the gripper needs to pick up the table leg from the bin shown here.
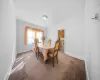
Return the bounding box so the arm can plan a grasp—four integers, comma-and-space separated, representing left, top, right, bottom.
42, 49, 48, 61
45, 59, 48, 64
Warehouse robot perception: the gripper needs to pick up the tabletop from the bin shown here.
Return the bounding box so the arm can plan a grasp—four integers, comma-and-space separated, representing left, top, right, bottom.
38, 43, 55, 49
38, 43, 55, 61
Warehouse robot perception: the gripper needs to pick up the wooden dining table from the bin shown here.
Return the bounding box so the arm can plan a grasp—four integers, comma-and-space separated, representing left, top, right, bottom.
38, 43, 55, 61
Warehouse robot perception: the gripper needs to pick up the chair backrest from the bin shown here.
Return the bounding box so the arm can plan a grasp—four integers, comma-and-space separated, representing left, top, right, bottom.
34, 46, 39, 53
48, 39, 51, 45
53, 40, 60, 57
34, 39, 39, 53
57, 37, 62, 50
34, 39, 38, 46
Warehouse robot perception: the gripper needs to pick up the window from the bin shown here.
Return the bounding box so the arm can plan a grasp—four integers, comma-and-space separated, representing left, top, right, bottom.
24, 26, 44, 45
27, 29, 35, 44
36, 31, 43, 43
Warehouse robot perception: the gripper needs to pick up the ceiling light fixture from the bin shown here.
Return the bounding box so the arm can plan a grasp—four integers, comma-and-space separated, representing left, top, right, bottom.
91, 6, 100, 22
42, 15, 48, 21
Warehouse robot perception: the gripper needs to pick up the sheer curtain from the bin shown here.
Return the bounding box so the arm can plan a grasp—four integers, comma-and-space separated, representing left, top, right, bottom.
27, 29, 35, 44
25, 26, 44, 45
36, 31, 43, 43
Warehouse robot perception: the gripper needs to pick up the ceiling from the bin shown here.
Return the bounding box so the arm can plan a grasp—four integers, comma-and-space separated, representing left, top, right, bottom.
13, 0, 85, 27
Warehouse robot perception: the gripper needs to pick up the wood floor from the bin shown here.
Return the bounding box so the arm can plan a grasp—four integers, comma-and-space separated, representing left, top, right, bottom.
9, 51, 86, 80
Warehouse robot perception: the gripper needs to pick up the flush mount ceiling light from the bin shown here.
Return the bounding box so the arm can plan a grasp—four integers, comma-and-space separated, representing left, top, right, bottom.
42, 15, 48, 21
91, 6, 100, 22
91, 13, 100, 22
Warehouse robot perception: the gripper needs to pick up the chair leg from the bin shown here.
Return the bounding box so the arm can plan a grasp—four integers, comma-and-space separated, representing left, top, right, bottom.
35, 53, 37, 58
53, 57, 54, 67
56, 56, 58, 64
37, 53, 39, 58
36, 53, 38, 59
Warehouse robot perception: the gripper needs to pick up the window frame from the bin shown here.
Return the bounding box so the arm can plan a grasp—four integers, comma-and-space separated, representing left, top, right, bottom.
24, 26, 44, 45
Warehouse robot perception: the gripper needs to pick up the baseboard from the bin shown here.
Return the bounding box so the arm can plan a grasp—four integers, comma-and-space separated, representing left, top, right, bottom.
65, 52, 85, 60
65, 52, 89, 80
4, 49, 32, 80
17, 50, 32, 54
4, 44, 17, 80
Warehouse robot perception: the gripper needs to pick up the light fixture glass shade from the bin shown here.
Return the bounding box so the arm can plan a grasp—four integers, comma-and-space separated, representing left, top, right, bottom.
42, 15, 48, 21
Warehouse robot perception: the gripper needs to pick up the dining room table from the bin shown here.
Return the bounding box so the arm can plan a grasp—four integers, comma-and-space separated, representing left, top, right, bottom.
38, 43, 55, 62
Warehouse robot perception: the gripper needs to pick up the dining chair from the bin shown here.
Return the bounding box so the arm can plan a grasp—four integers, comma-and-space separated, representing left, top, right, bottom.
34, 39, 42, 59
57, 37, 62, 50
48, 40, 60, 67
48, 39, 51, 45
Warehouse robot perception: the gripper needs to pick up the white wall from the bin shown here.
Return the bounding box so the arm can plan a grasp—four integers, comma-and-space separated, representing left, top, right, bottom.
16, 19, 47, 53
47, 2, 85, 60
0, 0, 16, 80
85, 0, 100, 80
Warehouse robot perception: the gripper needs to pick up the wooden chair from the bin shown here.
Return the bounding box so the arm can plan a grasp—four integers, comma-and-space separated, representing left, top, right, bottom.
58, 37, 62, 50
34, 46, 39, 58
48, 40, 60, 67
34, 39, 41, 59
48, 39, 51, 45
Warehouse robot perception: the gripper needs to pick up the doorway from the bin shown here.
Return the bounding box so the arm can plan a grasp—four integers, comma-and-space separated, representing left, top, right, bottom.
58, 29, 64, 52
